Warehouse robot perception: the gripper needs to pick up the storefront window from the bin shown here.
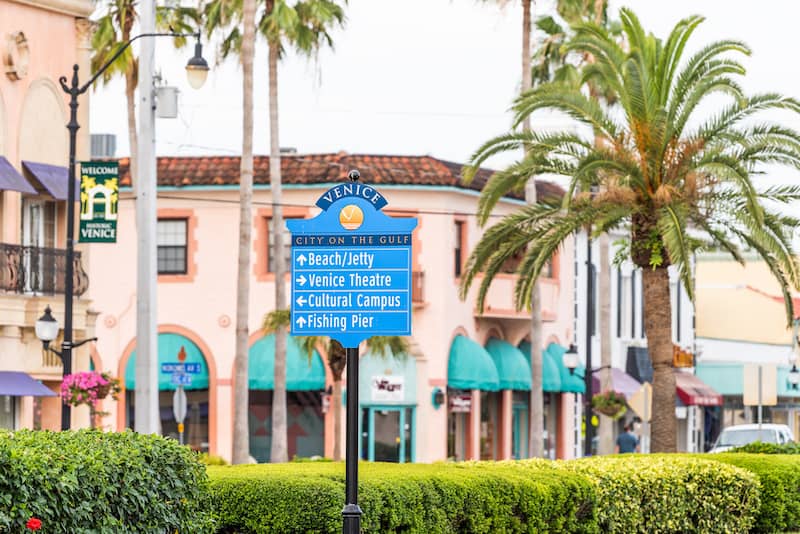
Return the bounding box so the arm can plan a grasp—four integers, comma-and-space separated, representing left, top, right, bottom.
447, 388, 470, 460
248, 391, 324, 462
360, 406, 414, 463
0, 396, 14, 429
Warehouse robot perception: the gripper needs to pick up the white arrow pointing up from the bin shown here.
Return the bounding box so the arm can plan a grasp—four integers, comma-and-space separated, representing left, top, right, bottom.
296, 296, 307, 306
296, 275, 307, 286
296, 254, 307, 266
296, 316, 307, 327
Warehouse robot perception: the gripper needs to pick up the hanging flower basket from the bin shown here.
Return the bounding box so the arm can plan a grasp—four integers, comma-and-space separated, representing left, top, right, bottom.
592, 390, 628, 420
61, 371, 121, 420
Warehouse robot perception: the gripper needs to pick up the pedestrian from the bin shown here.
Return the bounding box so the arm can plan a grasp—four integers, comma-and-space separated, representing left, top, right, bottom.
615, 422, 639, 453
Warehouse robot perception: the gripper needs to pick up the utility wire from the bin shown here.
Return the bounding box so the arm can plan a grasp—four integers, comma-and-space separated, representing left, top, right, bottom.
118, 193, 522, 219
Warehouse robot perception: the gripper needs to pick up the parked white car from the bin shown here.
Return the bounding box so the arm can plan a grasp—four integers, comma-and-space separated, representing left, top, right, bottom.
709, 423, 795, 453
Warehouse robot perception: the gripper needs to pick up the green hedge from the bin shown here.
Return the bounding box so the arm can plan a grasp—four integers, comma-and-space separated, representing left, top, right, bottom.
207, 461, 597, 533
0, 429, 213, 533
731, 441, 800, 454
558, 455, 760, 533
710, 453, 800, 533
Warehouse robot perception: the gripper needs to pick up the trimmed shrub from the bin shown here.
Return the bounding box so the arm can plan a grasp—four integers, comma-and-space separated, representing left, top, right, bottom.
711, 453, 800, 533
557, 455, 760, 533
0, 429, 213, 533
731, 441, 800, 454
207, 461, 597, 533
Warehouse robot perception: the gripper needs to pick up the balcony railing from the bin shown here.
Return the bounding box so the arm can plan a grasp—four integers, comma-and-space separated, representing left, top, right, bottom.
412, 271, 424, 304
0, 243, 88, 296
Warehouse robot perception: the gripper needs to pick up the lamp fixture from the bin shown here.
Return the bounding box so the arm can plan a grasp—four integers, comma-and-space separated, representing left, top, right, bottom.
185, 32, 209, 89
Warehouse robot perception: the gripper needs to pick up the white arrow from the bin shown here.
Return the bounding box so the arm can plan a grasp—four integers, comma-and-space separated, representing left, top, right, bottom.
296, 275, 307, 287
296, 254, 307, 266
296, 296, 307, 306
296, 316, 307, 327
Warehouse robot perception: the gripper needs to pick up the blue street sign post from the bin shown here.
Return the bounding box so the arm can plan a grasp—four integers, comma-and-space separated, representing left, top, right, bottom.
288, 170, 417, 534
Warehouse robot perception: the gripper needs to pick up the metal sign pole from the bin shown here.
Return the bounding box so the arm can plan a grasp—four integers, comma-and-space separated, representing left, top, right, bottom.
343, 346, 362, 533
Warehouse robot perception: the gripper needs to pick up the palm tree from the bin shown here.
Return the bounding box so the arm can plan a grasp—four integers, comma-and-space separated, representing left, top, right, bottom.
92, 1, 198, 192
263, 310, 409, 461
461, 8, 800, 452
205, 0, 345, 463
229, 0, 257, 465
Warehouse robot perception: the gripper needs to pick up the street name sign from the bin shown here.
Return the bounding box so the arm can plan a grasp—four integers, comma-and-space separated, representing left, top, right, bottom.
288, 180, 418, 347
160, 363, 202, 374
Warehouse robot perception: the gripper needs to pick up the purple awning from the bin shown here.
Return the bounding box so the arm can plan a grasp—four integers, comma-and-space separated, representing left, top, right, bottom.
0, 157, 37, 194
592, 367, 641, 400
0, 371, 56, 397
21, 161, 79, 201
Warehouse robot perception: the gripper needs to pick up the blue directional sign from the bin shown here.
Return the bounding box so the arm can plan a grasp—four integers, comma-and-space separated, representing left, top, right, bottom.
288, 180, 418, 347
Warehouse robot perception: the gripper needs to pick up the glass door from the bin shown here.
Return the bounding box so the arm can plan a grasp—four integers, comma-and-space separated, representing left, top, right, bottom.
21, 199, 56, 293
361, 406, 414, 463
512, 403, 528, 459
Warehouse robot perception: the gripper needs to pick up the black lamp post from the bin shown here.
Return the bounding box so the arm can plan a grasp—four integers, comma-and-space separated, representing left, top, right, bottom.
35, 306, 96, 430
45, 32, 208, 431
563, 344, 612, 456
789, 319, 800, 390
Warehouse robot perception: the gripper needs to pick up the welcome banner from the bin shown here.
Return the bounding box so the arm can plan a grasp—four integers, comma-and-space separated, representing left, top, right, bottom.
79, 161, 118, 243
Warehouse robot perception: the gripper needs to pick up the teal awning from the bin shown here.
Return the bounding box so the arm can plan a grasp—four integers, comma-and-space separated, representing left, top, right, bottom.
249, 334, 325, 391
545, 343, 585, 393
695, 362, 743, 396
125, 333, 209, 391
519, 341, 561, 392
697, 361, 800, 398
448, 335, 499, 391
486, 338, 531, 391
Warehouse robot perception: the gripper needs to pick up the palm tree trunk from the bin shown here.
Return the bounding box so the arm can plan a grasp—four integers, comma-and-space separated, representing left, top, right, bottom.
232, 0, 256, 465
641, 265, 676, 452
124, 68, 138, 195
519, 0, 544, 459
597, 233, 614, 454
331, 378, 342, 461
268, 38, 288, 463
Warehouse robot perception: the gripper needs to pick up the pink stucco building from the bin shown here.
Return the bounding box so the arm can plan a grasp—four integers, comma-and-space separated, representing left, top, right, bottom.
0, 0, 95, 431
85, 153, 580, 462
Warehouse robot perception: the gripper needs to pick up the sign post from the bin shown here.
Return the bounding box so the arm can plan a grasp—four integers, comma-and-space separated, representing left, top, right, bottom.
159, 346, 202, 446
288, 170, 417, 534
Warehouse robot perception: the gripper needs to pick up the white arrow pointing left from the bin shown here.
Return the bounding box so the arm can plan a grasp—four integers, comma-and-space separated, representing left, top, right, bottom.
296, 296, 307, 306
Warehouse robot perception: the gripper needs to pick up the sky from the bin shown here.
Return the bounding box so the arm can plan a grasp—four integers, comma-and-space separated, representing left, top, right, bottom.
88, 0, 800, 173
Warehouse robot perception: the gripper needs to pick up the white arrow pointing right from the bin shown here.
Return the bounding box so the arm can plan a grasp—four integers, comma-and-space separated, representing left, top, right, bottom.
296, 275, 307, 286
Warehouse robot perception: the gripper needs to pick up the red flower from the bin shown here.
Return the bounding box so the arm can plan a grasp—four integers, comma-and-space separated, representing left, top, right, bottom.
26, 517, 42, 530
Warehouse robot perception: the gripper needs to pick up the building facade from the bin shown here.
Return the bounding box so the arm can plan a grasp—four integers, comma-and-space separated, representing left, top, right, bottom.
0, 0, 96, 430
85, 153, 582, 462
694, 257, 800, 447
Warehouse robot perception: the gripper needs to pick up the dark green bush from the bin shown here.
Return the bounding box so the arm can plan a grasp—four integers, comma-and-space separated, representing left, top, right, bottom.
207, 460, 597, 533
0, 429, 213, 533
710, 453, 800, 533
559, 455, 760, 533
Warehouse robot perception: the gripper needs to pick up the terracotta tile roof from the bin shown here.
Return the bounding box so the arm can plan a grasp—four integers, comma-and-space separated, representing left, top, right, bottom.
115, 152, 564, 200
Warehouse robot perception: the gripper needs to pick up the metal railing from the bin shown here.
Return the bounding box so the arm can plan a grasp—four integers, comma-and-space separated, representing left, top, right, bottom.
412, 271, 424, 303
0, 243, 88, 296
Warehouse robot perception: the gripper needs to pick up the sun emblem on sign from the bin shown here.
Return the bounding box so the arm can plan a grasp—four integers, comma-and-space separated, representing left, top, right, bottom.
339, 204, 364, 230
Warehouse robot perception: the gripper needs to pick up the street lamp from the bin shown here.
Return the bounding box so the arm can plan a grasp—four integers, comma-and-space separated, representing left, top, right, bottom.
788, 320, 800, 390
563, 344, 612, 456
55, 31, 207, 431
35, 306, 96, 430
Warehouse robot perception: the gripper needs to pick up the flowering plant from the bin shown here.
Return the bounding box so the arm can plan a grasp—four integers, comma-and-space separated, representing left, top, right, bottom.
591, 390, 628, 420
26, 517, 42, 530
61, 371, 120, 410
